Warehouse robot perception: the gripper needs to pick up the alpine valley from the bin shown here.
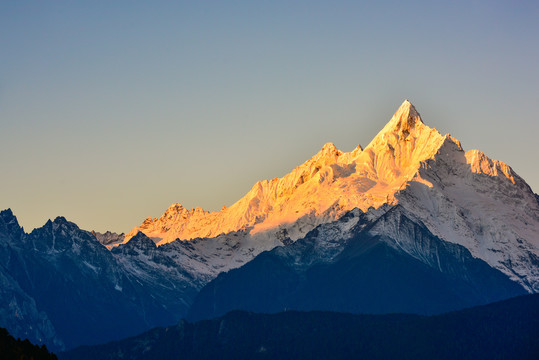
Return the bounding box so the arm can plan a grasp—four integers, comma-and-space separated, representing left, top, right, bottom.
1, 101, 538, 355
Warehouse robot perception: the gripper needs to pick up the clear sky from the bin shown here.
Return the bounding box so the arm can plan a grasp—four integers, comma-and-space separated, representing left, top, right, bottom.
1, 1, 538, 233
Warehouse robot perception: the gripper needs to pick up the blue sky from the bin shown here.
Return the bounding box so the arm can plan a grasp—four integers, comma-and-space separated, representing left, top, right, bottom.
1, 1, 538, 232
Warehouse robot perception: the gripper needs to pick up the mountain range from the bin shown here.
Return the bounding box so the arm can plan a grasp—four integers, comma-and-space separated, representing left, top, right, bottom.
123, 100, 539, 292
1, 100, 538, 352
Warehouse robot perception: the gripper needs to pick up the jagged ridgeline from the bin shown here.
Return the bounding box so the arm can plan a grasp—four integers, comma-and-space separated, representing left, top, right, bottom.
1, 101, 538, 352
0, 210, 200, 351
124, 100, 539, 293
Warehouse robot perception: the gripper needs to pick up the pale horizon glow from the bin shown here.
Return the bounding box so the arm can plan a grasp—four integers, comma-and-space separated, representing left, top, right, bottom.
1, 1, 538, 233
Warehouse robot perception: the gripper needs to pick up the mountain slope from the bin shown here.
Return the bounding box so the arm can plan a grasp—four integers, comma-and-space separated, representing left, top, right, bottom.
0, 211, 205, 351
61, 294, 539, 360
395, 137, 539, 291
187, 205, 526, 321
0, 209, 63, 349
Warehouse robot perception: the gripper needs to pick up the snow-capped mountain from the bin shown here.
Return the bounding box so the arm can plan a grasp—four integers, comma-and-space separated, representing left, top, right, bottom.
125, 100, 539, 291
125, 100, 449, 246
2, 100, 538, 352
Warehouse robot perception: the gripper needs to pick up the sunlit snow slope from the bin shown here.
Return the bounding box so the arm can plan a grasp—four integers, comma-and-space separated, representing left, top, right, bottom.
125, 100, 539, 291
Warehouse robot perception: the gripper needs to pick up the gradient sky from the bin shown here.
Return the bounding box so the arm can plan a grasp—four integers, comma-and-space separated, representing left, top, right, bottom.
1, 1, 538, 233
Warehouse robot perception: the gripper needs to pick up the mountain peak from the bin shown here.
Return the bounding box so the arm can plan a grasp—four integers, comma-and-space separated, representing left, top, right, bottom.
53, 216, 69, 224
0, 208, 14, 218
387, 99, 423, 134
0, 208, 24, 241
321, 142, 337, 152
312, 142, 342, 162
0, 209, 18, 227
124, 231, 157, 250
365, 99, 431, 151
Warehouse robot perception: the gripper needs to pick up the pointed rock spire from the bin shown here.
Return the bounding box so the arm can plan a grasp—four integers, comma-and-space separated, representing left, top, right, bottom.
0, 208, 24, 241
365, 100, 428, 151
127, 231, 156, 248
312, 142, 342, 162
388, 99, 423, 134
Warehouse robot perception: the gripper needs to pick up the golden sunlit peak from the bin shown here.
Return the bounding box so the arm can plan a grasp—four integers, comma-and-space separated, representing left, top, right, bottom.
320, 142, 340, 155
391, 99, 423, 131
364, 100, 425, 147
310, 142, 343, 162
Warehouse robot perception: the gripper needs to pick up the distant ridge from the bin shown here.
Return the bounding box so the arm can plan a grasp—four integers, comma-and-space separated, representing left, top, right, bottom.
60, 294, 539, 360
